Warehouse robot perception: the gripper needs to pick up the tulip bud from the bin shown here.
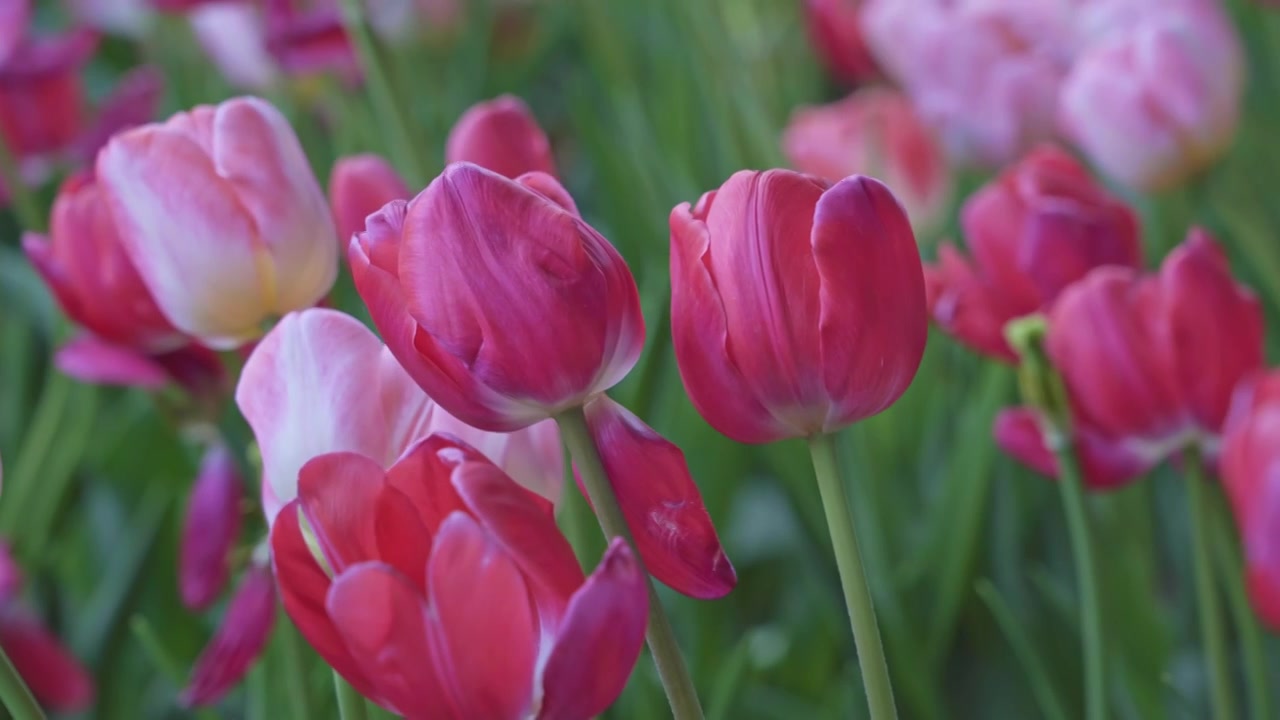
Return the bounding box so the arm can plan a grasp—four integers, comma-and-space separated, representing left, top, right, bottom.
349, 164, 644, 431
670, 170, 926, 443
180, 559, 277, 707
445, 95, 556, 179
263, 0, 356, 78
1059, 2, 1243, 191
328, 153, 409, 244
189, 3, 280, 91
782, 88, 951, 236
180, 444, 245, 610
97, 96, 339, 349
802, 0, 879, 84
0, 29, 97, 158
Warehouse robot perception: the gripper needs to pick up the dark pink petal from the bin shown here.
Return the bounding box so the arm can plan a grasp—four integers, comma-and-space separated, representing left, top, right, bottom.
54, 335, 170, 389
427, 513, 537, 720
813, 175, 927, 430
538, 539, 648, 720
180, 444, 244, 610
514, 171, 578, 215
925, 244, 1019, 362
0, 612, 93, 712
384, 435, 471, 534
0, 0, 27, 66
993, 407, 1157, 491
263, 0, 355, 77
271, 501, 380, 700
445, 95, 556, 180
581, 395, 736, 599
328, 154, 410, 246
326, 562, 459, 718
180, 564, 277, 707
153, 343, 228, 400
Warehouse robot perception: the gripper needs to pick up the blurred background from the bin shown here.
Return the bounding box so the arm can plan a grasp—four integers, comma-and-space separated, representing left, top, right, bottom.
2, 0, 1280, 717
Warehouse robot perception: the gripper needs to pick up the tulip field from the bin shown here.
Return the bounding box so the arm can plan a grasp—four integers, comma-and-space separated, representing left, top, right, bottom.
4, 0, 1280, 718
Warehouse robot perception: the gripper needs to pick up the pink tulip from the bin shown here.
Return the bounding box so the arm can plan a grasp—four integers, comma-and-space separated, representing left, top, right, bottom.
263, 0, 355, 78
445, 95, 556, 179
180, 560, 277, 707
236, 308, 563, 522
180, 444, 244, 611
802, 0, 880, 84
0, 0, 28, 65
782, 88, 951, 236
349, 164, 644, 431
97, 96, 339, 348
1059, 0, 1243, 191
271, 435, 648, 719
328, 153, 409, 244
0, 29, 97, 159
188, 2, 280, 90
670, 170, 926, 443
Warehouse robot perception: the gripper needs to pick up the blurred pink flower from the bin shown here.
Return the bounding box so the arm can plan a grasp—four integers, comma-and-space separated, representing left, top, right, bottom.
1059, 0, 1243, 191
802, 0, 880, 84
263, 0, 356, 79
0, 29, 98, 159
0, 0, 30, 65
189, 2, 280, 90
66, 0, 151, 37
782, 88, 952, 236
180, 444, 245, 611
181, 560, 276, 707
328, 153, 410, 244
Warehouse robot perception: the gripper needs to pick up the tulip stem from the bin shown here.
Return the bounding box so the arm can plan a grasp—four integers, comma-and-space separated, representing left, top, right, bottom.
1050, 436, 1106, 720
332, 671, 369, 720
1210, 490, 1270, 720
336, 0, 428, 188
0, 642, 45, 720
0, 132, 42, 233
1184, 453, 1236, 720
806, 433, 898, 720
556, 407, 705, 720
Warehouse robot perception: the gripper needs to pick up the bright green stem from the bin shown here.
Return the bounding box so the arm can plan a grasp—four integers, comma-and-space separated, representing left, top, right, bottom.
336, 0, 428, 187
806, 433, 898, 720
0, 643, 45, 720
1209, 494, 1270, 720
555, 408, 705, 720
0, 131, 42, 233
333, 671, 370, 720
1184, 456, 1236, 720
1050, 438, 1106, 720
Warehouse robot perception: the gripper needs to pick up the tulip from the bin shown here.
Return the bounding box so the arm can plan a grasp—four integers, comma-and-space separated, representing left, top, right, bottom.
263, 0, 355, 79
802, 0, 879, 84
97, 96, 339, 349
180, 444, 245, 611
0, 29, 97, 159
860, 0, 1073, 166
445, 95, 556, 179
236, 308, 563, 522
926, 146, 1142, 362
993, 407, 1159, 490
328, 153, 409, 244
782, 88, 951, 236
670, 169, 926, 444
0, 0, 27, 66
180, 560, 277, 707
349, 163, 644, 431
271, 435, 648, 719
188, 2, 280, 91
1059, 1, 1243, 192
1220, 371, 1280, 630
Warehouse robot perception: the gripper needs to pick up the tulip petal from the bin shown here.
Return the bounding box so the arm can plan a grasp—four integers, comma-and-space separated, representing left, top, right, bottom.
427, 513, 537, 720
54, 335, 171, 389
180, 444, 244, 610
384, 436, 471, 534
445, 95, 556, 180
581, 396, 736, 599
0, 613, 94, 712
925, 244, 1018, 362
538, 539, 648, 720
329, 154, 410, 245
327, 562, 459, 719
180, 564, 277, 707
993, 407, 1157, 490
813, 175, 927, 429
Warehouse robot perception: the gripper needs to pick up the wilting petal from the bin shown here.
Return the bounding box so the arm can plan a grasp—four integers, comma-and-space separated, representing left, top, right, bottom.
538, 539, 647, 720
181, 564, 276, 707
0, 611, 94, 712
582, 396, 736, 599
180, 444, 244, 610
427, 513, 537, 720
445, 95, 556, 179
54, 336, 170, 389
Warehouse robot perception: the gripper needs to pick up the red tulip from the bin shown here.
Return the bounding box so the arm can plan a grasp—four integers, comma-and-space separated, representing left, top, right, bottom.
445, 95, 556, 179
0, 29, 97, 158
1220, 371, 1280, 629
670, 170, 926, 444
927, 146, 1142, 362
349, 163, 644, 431
271, 434, 648, 719
802, 0, 879, 84
180, 444, 245, 611
579, 395, 736, 598
782, 88, 952, 236
328, 153, 409, 244
180, 561, 277, 707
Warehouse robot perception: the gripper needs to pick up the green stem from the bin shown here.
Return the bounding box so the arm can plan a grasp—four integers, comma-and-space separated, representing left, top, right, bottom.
555, 407, 705, 720
280, 619, 313, 719
0, 131, 42, 233
1050, 437, 1106, 720
806, 433, 897, 720
0, 374, 71, 535
333, 671, 370, 720
1184, 454, 1236, 720
336, 0, 428, 187
1209, 493, 1270, 720
0, 643, 45, 720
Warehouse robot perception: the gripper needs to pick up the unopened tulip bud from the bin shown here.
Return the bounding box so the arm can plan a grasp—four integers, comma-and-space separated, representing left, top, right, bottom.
445, 95, 556, 179
802, 0, 879, 84
180, 444, 245, 610
181, 558, 277, 707
97, 96, 339, 348
328, 153, 409, 244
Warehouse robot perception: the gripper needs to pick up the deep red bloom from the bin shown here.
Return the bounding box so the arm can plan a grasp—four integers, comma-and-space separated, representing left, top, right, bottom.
271, 434, 648, 719
445, 95, 556, 180
1220, 371, 1280, 630
328, 153, 409, 244
670, 170, 926, 443
180, 445, 245, 611
0, 29, 97, 158
349, 164, 644, 431
802, 0, 879, 84
926, 146, 1142, 361
181, 562, 277, 707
